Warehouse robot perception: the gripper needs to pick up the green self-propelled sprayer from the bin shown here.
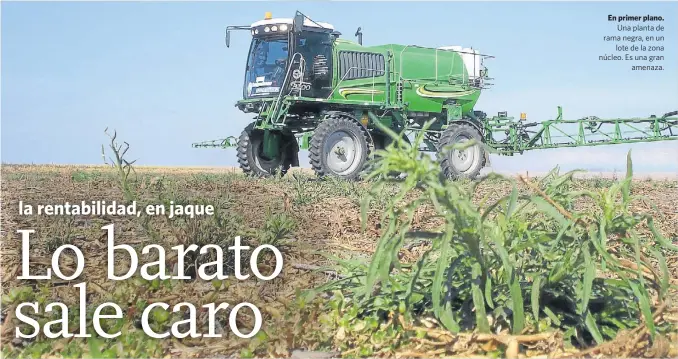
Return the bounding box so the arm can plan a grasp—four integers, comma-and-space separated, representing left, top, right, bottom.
192, 11, 678, 180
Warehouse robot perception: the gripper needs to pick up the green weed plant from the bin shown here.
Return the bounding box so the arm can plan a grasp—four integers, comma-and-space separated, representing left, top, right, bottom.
302, 121, 676, 353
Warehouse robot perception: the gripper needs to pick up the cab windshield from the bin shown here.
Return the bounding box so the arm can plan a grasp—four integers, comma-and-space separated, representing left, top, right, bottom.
244, 37, 289, 98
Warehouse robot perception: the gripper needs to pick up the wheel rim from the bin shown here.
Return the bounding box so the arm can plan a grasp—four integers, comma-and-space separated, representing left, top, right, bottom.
324, 130, 363, 175
450, 134, 481, 174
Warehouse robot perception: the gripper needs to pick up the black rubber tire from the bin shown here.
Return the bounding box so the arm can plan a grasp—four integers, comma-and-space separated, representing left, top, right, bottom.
309, 112, 371, 180
437, 123, 487, 180
237, 123, 297, 178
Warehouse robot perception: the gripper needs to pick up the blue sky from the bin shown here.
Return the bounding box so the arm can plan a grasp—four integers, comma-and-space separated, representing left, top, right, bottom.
2, 1, 677, 173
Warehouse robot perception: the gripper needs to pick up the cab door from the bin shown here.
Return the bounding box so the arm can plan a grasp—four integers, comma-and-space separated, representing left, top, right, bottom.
289, 30, 333, 98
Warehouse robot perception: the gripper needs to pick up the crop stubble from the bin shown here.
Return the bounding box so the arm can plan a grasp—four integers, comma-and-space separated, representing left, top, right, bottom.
1, 164, 677, 358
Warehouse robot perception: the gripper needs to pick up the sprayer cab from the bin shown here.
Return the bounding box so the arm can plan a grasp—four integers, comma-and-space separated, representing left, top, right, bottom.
225, 11, 338, 101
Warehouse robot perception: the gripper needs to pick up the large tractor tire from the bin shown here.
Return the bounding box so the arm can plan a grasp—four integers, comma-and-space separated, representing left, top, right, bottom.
237, 123, 298, 178
309, 112, 371, 180
437, 123, 487, 180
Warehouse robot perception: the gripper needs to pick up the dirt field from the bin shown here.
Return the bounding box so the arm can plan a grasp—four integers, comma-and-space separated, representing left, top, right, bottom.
1, 164, 677, 358
9, 163, 678, 180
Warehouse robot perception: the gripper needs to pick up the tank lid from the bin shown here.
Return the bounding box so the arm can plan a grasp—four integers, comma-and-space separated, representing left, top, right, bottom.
438, 46, 463, 50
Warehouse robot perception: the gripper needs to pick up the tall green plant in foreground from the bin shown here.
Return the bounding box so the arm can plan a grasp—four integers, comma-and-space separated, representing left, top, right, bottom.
308, 122, 676, 348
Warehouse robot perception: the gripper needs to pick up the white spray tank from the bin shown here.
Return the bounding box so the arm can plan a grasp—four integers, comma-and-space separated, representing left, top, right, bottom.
437, 46, 482, 83
461, 47, 481, 79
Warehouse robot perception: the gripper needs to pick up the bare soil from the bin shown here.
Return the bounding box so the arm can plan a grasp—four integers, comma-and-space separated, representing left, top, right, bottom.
1, 164, 677, 358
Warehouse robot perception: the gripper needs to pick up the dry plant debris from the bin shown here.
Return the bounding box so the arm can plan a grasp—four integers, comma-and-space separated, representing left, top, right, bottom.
1, 131, 677, 358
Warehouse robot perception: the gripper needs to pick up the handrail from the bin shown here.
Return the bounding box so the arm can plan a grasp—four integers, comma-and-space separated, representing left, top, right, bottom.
269, 52, 306, 124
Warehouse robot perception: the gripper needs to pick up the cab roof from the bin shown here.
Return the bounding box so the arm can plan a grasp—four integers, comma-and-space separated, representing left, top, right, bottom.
250, 18, 334, 30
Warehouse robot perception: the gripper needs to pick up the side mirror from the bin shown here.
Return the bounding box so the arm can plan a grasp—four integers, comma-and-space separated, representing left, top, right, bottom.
225, 29, 231, 48
355, 27, 363, 45
293, 12, 304, 33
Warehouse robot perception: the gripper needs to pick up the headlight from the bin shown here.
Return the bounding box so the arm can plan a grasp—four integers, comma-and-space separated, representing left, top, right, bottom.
271, 26, 277, 31
280, 24, 288, 31
264, 26, 270, 32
